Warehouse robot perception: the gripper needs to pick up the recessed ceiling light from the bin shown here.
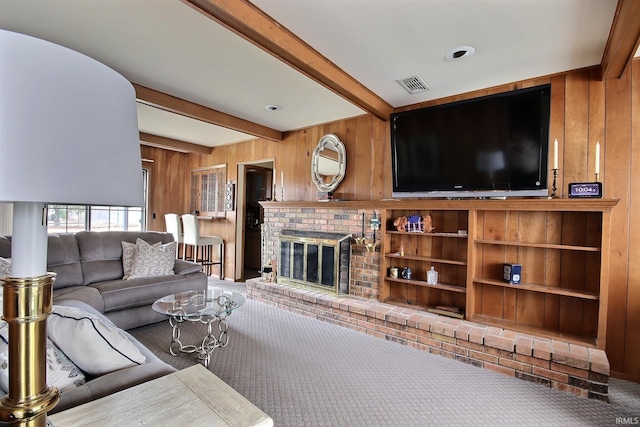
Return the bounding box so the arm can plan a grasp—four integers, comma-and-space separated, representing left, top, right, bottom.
265, 104, 282, 111
445, 46, 476, 62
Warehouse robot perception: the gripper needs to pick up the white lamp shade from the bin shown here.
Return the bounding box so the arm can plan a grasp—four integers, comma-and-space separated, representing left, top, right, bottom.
0, 29, 143, 207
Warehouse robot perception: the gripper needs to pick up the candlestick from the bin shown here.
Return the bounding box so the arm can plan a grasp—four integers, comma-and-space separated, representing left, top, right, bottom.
551, 168, 559, 198
553, 138, 558, 170
595, 142, 600, 177
280, 171, 284, 201
272, 169, 277, 201
361, 212, 365, 237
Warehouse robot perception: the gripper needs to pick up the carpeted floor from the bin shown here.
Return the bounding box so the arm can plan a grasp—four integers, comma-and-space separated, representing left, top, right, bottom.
130, 280, 640, 427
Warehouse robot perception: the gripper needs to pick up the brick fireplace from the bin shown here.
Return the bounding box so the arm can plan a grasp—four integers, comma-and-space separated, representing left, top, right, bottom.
261, 204, 380, 299
278, 229, 352, 294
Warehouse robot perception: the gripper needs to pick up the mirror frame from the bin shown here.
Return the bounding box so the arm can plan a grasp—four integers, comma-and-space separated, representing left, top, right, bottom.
311, 134, 346, 193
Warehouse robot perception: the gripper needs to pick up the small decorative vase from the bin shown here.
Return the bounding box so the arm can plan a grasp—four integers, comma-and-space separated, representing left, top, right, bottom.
427, 266, 438, 285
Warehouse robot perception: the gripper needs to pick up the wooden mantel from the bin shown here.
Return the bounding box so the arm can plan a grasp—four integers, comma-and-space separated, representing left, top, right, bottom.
261, 198, 619, 212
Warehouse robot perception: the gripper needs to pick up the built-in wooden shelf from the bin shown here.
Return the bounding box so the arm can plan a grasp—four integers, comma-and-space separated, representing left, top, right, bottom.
385, 253, 467, 266
387, 231, 467, 238
474, 239, 600, 252
473, 277, 600, 300
378, 198, 618, 350
386, 277, 466, 293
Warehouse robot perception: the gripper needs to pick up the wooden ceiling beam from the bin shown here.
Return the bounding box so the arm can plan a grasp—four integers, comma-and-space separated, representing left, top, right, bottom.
182, 0, 393, 121
134, 84, 283, 142
601, 0, 640, 80
139, 132, 214, 154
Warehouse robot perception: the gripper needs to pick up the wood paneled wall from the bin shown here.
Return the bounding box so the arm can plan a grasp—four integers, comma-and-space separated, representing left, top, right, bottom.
142, 60, 640, 381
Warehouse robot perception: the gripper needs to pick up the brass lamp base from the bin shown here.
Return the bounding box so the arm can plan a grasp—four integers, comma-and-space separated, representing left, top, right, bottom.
0, 274, 59, 426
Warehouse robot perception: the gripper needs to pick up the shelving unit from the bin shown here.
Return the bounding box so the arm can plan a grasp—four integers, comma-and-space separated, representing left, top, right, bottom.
380, 199, 617, 349
381, 209, 469, 314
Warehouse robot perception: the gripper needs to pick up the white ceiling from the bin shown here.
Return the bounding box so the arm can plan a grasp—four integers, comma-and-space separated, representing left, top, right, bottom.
0, 0, 624, 148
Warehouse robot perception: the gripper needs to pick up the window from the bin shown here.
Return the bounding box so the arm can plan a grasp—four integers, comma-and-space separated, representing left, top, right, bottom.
47, 205, 88, 234
47, 169, 148, 233
190, 165, 226, 218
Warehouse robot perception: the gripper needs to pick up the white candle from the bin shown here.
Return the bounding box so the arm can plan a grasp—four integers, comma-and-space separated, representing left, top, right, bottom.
595, 142, 600, 175
281, 171, 284, 189
553, 138, 558, 169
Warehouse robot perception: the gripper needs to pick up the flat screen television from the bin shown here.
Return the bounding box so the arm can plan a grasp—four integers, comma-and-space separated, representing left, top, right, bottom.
391, 84, 551, 198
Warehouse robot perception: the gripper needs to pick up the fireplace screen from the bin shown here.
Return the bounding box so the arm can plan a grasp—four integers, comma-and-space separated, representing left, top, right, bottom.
278, 229, 351, 294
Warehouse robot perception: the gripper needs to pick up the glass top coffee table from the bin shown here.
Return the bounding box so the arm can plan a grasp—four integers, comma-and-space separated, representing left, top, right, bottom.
152, 289, 245, 367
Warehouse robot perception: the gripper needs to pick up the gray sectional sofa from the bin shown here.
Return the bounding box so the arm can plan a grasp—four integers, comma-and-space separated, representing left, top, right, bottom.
0, 230, 209, 414
0, 231, 208, 330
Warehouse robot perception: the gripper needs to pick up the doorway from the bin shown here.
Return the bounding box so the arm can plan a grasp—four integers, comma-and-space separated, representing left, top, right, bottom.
235, 160, 274, 281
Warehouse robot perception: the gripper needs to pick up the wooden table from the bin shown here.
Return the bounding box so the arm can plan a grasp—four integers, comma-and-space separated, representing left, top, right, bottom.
48, 364, 273, 427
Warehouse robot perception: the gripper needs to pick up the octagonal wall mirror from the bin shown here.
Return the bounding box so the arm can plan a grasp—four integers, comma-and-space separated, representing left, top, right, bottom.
311, 134, 346, 193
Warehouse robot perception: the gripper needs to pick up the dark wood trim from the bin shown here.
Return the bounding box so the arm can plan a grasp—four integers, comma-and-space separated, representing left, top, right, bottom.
134, 84, 283, 142
601, 0, 640, 80
182, 0, 393, 121
139, 132, 213, 154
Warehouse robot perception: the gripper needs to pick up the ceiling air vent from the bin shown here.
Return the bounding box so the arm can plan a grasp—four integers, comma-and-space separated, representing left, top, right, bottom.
396, 74, 431, 95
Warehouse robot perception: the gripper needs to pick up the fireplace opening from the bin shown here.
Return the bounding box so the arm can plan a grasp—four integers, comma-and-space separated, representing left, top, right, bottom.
277, 229, 351, 294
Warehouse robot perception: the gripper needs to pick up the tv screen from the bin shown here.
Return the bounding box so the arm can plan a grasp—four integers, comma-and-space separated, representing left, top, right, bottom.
391, 84, 551, 198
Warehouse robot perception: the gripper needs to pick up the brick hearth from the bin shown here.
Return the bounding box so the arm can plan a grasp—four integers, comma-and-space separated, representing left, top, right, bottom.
247, 277, 610, 401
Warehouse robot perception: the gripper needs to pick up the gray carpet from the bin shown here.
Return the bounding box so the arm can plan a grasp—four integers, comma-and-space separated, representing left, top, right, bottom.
130, 280, 640, 426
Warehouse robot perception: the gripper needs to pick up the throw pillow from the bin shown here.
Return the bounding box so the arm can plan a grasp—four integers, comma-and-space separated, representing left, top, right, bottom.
127, 239, 176, 279
0, 258, 11, 279
121, 241, 160, 280
0, 322, 85, 393
0, 258, 8, 317
47, 305, 146, 376
0, 322, 9, 393
45, 338, 86, 392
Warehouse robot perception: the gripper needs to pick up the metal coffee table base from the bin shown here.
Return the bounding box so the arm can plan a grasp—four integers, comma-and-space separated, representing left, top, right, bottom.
168, 314, 230, 368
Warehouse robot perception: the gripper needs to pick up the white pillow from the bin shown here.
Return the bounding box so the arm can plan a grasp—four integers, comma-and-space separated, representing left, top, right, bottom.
47, 305, 146, 376
121, 241, 160, 279
0, 258, 11, 279
0, 322, 85, 393
127, 239, 176, 279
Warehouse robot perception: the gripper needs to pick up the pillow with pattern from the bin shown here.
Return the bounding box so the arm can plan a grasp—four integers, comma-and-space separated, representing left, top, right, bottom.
0, 258, 11, 280
127, 239, 176, 279
121, 241, 160, 279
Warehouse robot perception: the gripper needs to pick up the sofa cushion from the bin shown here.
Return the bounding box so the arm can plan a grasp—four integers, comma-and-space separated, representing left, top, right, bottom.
93, 273, 207, 313
0, 235, 84, 288
47, 234, 84, 289
48, 305, 146, 376
75, 231, 173, 286
0, 236, 10, 259
53, 285, 105, 313
128, 239, 176, 279
173, 259, 203, 275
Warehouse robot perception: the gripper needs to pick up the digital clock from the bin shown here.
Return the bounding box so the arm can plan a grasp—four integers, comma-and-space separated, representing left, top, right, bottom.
568, 182, 602, 198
